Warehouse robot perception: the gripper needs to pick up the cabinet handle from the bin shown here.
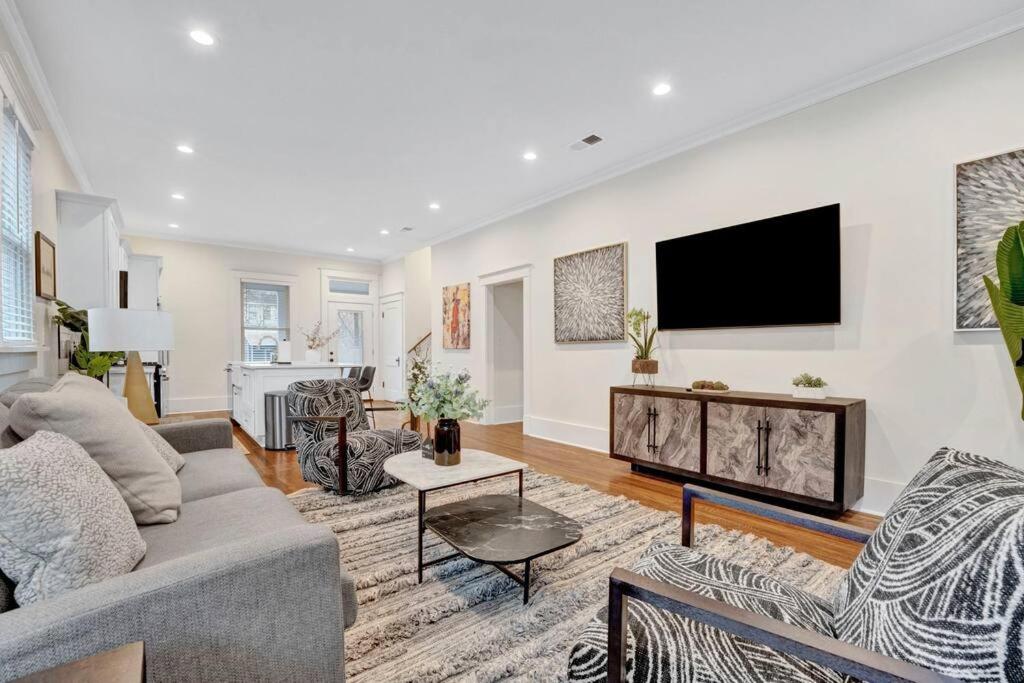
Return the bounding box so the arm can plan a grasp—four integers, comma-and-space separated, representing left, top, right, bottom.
756, 419, 763, 475
764, 418, 772, 474
651, 407, 659, 455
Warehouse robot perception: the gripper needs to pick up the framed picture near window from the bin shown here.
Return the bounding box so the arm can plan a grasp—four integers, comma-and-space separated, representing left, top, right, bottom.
34, 231, 56, 300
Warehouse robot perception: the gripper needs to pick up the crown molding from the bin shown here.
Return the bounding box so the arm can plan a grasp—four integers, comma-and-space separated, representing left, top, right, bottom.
422, 10, 1024, 254
0, 0, 91, 192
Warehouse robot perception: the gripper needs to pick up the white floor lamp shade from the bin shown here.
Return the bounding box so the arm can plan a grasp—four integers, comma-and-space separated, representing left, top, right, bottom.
87, 309, 175, 424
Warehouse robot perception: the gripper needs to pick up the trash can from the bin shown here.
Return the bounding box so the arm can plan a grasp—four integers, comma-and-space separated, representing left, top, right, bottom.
264, 390, 292, 451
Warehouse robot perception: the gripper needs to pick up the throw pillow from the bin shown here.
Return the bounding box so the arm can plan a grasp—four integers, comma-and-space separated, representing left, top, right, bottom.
139, 422, 185, 472
10, 372, 181, 524
833, 447, 1024, 681
0, 431, 146, 605
0, 377, 56, 408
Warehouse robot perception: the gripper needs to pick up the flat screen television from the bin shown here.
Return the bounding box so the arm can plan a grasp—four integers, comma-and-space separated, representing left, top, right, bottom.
655, 204, 840, 329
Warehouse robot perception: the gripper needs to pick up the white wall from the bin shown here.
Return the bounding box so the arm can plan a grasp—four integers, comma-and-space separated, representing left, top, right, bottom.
431, 30, 1024, 514
126, 236, 379, 413
491, 280, 523, 423
404, 246, 432, 350
381, 258, 405, 297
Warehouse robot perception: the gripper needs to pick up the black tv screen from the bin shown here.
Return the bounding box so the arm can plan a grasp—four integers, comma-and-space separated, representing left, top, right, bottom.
656, 204, 840, 329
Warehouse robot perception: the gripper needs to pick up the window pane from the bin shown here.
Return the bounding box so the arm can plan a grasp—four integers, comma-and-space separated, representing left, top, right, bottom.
241, 282, 289, 359
335, 310, 364, 364
328, 279, 371, 296
1, 104, 33, 344
243, 329, 284, 362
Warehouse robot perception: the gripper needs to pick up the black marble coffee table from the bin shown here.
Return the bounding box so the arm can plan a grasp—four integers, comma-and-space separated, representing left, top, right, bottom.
423, 494, 583, 603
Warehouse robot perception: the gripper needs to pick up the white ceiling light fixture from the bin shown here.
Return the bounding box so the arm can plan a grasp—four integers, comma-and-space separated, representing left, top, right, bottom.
189, 29, 215, 46
176, 144, 194, 154
379, 229, 390, 235
168, 223, 179, 228
171, 192, 185, 200
346, 247, 355, 252
522, 150, 538, 161
652, 82, 672, 96
428, 202, 440, 211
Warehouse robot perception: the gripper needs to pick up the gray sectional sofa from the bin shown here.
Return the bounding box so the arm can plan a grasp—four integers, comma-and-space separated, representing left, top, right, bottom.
0, 408, 355, 681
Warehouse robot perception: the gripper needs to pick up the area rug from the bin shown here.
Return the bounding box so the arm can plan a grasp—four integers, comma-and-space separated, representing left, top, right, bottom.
288, 470, 845, 682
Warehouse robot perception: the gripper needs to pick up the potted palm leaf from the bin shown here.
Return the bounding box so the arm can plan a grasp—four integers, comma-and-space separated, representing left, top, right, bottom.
627, 308, 658, 376
985, 220, 1024, 419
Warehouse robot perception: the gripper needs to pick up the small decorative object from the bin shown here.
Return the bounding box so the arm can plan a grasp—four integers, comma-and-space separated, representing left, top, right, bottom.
51, 300, 124, 378
442, 283, 471, 349
406, 368, 488, 466
792, 372, 828, 399
35, 231, 57, 300
692, 379, 730, 393
299, 321, 339, 362
984, 221, 1024, 419
956, 148, 1024, 330
554, 242, 627, 343
627, 308, 658, 385
420, 437, 434, 460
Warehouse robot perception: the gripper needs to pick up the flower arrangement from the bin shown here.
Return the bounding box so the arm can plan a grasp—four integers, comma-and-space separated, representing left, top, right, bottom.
626, 308, 657, 360
406, 367, 488, 422
792, 373, 827, 388
298, 321, 339, 350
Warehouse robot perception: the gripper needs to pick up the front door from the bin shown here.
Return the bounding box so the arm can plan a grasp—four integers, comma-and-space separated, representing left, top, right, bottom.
327, 301, 375, 369
380, 296, 404, 401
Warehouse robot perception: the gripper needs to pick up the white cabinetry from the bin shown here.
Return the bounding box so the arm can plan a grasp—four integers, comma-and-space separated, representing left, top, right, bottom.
56, 190, 125, 310
227, 362, 344, 446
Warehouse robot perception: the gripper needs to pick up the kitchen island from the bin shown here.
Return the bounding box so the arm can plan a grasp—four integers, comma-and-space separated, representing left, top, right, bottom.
227, 361, 353, 447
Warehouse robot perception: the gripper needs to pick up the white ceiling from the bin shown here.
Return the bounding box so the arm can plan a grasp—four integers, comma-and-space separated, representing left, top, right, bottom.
14, 1, 1024, 261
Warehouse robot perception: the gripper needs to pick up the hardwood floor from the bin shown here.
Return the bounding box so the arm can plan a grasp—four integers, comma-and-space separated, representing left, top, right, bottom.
176, 406, 880, 568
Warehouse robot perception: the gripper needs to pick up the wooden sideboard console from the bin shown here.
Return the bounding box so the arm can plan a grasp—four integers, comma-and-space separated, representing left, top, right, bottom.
609, 385, 865, 513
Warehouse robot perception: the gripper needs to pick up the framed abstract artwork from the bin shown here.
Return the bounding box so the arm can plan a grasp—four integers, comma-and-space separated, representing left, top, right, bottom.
553, 242, 627, 343
442, 282, 470, 349
956, 147, 1024, 330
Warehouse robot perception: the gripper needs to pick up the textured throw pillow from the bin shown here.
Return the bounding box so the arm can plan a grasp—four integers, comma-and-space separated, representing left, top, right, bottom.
10, 372, 181, 524
0, 432, 146, 605
833, 447, 1024, 681
0, 377, 57, 408
139, 422, 185, 472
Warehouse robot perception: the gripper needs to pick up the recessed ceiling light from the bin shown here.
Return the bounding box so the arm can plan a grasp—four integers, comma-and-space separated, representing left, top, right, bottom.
168, 223, 179, 228
428, 202, 441, 211
380, 229, 390, 235
189, 29, 215, 46
176, 144, 194, 154
171, 193, 185, 200
522, 150, 538, 161
346, 247, 355, 252
652, 82, 672, 96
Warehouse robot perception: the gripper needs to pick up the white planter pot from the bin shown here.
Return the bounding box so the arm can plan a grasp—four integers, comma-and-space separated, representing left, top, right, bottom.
305, 348, 322, 363
792, 386, 827, 399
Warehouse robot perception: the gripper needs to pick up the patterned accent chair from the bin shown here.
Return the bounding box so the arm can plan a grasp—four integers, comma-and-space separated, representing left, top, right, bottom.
287, 379, 422, 495
569, 447, 1024, 682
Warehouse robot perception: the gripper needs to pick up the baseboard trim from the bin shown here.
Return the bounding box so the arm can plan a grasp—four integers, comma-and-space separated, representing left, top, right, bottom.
490, 404, 524, 424
169, 395, 230, 414
521, 414, 903, 515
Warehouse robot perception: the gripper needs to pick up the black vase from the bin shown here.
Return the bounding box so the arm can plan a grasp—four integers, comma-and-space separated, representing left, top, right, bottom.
433, 418, 461, 466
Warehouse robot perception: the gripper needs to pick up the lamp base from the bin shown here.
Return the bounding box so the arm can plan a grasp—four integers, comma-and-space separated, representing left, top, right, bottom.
124, 351, 159, 425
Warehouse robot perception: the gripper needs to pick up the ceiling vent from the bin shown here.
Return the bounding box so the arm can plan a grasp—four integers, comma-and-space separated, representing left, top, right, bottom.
400, 226, 414, 233
569, 133, 603, 151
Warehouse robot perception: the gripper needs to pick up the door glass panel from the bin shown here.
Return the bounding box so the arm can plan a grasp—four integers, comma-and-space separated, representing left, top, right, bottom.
335, 309, 364, 364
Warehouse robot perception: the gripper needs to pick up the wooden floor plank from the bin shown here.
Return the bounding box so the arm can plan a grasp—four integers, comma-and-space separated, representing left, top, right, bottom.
172, 407, 880, 568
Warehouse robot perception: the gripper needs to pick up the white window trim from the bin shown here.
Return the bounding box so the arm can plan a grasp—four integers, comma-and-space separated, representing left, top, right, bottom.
0, 93, 34, 348
230, 271, 298, 362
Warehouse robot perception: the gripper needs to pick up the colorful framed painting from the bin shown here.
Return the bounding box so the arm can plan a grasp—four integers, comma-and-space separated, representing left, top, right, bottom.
442, 282, 470, 349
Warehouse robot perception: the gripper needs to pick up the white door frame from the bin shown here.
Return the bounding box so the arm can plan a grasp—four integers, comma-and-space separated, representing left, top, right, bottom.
380, 292, 405, 402
479, 264, 531, 425
320, 268, 380, 388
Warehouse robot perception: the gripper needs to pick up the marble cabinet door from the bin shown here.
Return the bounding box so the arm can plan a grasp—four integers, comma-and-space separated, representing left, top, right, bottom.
653, 397, 700, 472
612, 393, 654, 461
706, 402, 763, 486
763, 408, 836, 501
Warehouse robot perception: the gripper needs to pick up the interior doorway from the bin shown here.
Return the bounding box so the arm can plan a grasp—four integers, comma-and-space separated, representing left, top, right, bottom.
481, 263, 531, 425
380, 294, 405, 402
327, 301, 374, 366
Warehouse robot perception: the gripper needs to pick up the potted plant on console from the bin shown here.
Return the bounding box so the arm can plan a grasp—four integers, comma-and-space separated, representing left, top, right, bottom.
627, 308, 658, 384
792, 372, 828, 399
408, 368, 488, 466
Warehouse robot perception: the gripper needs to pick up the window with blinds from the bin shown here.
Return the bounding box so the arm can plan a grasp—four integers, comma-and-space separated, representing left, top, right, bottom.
241, 282, 290, 362
0, 101, 33, 344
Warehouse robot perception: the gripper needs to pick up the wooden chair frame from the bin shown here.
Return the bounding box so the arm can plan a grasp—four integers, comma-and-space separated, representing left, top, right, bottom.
606, 484, 960, 683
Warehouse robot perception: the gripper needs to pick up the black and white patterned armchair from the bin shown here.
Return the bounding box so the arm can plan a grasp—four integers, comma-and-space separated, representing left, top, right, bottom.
287, 379, 421, 495
570, 447, 1022, 682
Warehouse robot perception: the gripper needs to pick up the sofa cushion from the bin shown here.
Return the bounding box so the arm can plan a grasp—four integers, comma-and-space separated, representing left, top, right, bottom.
135, 487, 306, 569
0, 432, 146, 605
9, 373, 181, 525
0, 403, 18, 448
567, 540, 844, 683
177, 448, 264, 502
833, 447, 1024, 681
0, 377, 56, 408
139, 422, 185, 472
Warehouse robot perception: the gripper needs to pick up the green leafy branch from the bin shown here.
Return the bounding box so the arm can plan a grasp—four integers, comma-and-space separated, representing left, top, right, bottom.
985, 221, 1024, 420
626, 308, 657, 360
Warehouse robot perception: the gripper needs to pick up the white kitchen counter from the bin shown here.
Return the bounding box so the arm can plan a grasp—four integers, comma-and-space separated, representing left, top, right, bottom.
237, 361, 349, 370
